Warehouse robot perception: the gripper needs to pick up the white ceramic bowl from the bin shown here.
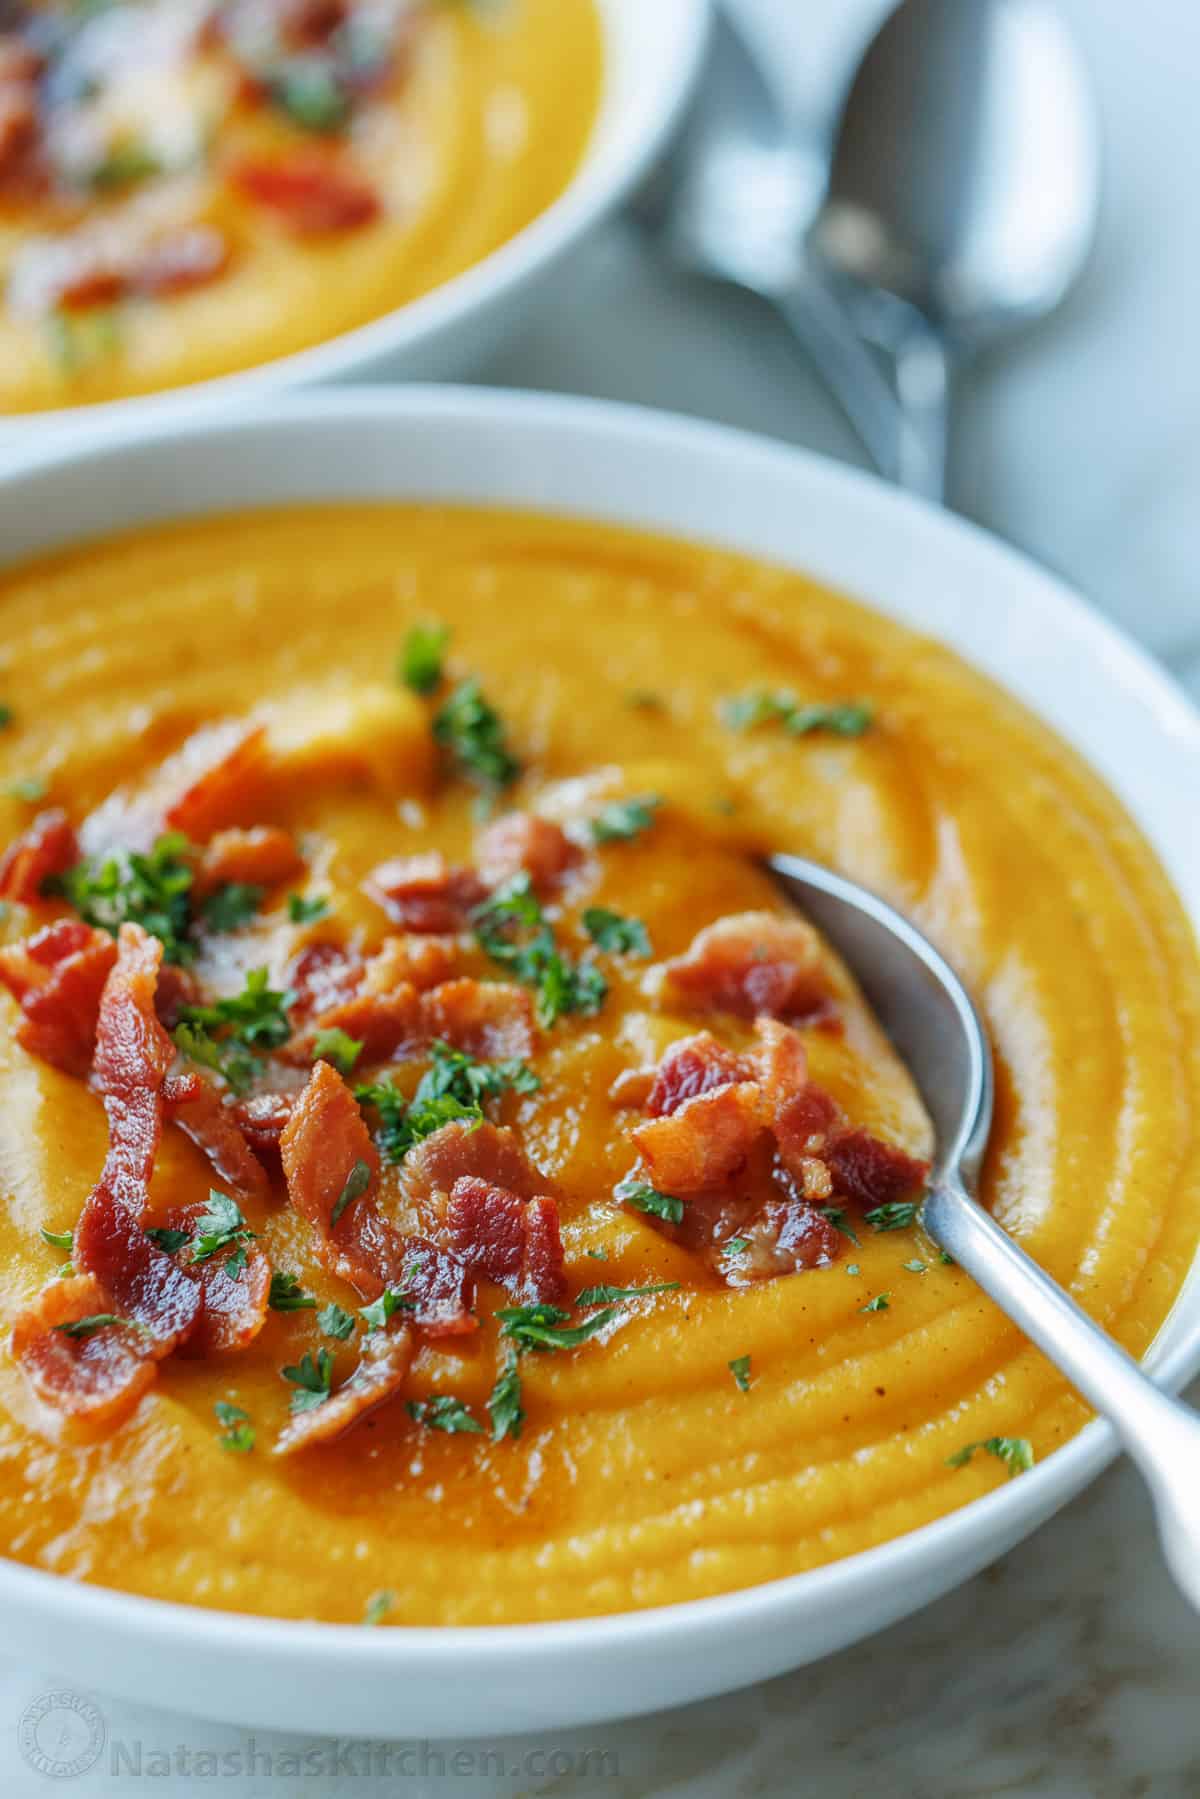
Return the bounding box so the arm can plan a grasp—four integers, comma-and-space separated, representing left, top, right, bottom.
1, 388, 1198, 1739
0, 0, 709, 443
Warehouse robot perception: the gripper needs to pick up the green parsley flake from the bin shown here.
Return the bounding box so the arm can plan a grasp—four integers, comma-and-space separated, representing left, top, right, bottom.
175, 969, 294, 1094
406, 1395, 484, 1435
331, 1159, 372, 1228
312, 1027, 364, 1076
728, 1355, 752, 1393
721, 1237, 750, 1259
904, 1259, 928, 1274
399, 620, 450, 694
575, 1282, 679, 1306
588, 794, 661, 844
9, 774, 48, 803
201, 883, 262, 933
865, 1201, 920, 1233
0, 705, 12, 731
721, 692, 874, 738
859, 1293, 891, 1313
582, 907, 652, 957
819, 1205, 860, 1245
317, 1301, 357, 1342
282, 1347, 334, 1414
432, 678, 521, 789
615, 1177, 685, 1225
496, 1302, 620, 1353
269, 1271, 317, 1312
188, 1192, 255, 1269
359, 1286, 416, 1331
947, 1436, 1035, 1479
488, 1351, 524, 1442
55, 1313, 133, 1338
471, 874, 607, 1028
845, 1263, 861, 1276
585, 1246, 609, 1262
272, 62, 350, 133
39, 1227, 73, 1252
288, 892, 330, 925
144, 1226, 190, 1254
363, 1589, 394, 1627
214, 1401, 255, 1454
57, 832, 195, 963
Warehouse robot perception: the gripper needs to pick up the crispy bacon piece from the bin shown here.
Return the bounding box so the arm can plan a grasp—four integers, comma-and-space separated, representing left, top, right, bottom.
0, 40, 40, 185
163, 722, 271, 843
632, 1081, 767, 1194
162, 1071, 271, 1202
360, 934, 458, 995
231, 153, 381, 235
287, 940, 364, 1020
446, 1177, 566, 1305
420, 978, 535, 1060
274, 1326, 414, 1457
0, 919, 117, 1076
731, 1197, 842, 1282
394, 1235, 474, 1340
476, 813, 580, 894
161, 1202, 271, 1356
663, 911, 835, 1024
134, 225, 230, 298
232, 1087, 297, 1156
194, 825, 303, 898
74, 1196, 202, 1351
153, 963, 201, 1032
401, 1118, 535, 1212
645, 1032, 756, 1118
364, 853, 487, 935
10, 1275, 159, 1429
0, 809, 78, 904
303, 982, 423, 1064
825, 1128, 929, 1211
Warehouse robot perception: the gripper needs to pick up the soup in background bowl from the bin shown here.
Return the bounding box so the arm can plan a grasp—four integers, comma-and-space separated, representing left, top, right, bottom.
0, 392, 1197, 1740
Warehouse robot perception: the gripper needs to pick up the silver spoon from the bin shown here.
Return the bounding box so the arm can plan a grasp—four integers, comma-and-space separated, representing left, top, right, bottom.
770, 852, 1200, 1611
810, 0, 1102, 502
632, 7, 919, 481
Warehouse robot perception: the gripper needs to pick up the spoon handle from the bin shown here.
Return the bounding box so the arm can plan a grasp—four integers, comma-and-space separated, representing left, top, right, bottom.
924, 1178, 1200, 1610
771, 275, 910, 483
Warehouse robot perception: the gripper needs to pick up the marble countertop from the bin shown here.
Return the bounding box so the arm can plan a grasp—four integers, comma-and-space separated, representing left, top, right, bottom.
2, 0, 1198, 1791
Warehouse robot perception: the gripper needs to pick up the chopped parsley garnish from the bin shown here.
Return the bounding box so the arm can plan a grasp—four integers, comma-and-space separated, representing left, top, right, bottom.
626, 690, 663, 711
939, 1249, 956, 1266
819, 1205, 859, 1245
399, 620, 450, 694
144, 1226, 190, 1254
865, 1201, 920, 1233
721, 693, 874, 738
575, 1282, 679, 1306
586, 1246, 609, 1261
616, 1177, 685, 1225
272, 62, 350, 133
582, 907, 652, 957
363, 1589, 394, 1627
56, 832, 195, 963
947, 1436, 1035, 1479
282, 1347, 334, 1413
496, 1302, 619, 1353
587, 794, 661, 844
353, 1034, 539, 1161
44, 307, 122, 376
175, 968, 294, 1094
9, 774, 48, 803
90, 141, 161, 192
317, 1302, 356, 1342
471, 873, 607, 1027
331, 1159, 372, 1228
728, 1355, 752, 1393
201, 883, 262, 933
188, 1192, 255, 1270
354, 1079, 481, 1162
845, 1262, 861, 1276
904, 1259, 928, 1274
0, 705, 12, 731
288, 892, 330, 925
269, 1271, 317, 1312
488, 1351, 523, 1442
418, 1037, 540, 1107
39, 1227, 73, 1252
432, 678, 521, 790
721, 1237, 750, 1259
55, 1313, 133, 1338
312, 1027, 364, 1076
406, 1395, 484, 1435
214, 1401, 255, 1454
859, 1293, 891, 1313
359, 1286, 416, 1332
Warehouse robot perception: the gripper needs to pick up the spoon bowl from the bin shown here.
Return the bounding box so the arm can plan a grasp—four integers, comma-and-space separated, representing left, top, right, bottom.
770, 851, 1200, 1613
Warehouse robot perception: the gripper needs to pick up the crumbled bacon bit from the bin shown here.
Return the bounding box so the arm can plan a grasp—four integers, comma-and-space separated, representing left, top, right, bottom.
232, 1087, 297, 1156
731, 1197, 842, 1282
231, 153, 381, 235
475, 813, 580, 894
194, 825, 303, 898
161, 1202, 271, 1356
824, 1128, 929, 1211
360, 934, 458, 995
135, 226, 231, 298
300, 982, 422, 1064
663, 911, 835, 1023
420, 978, 535, 1061
287, 940, 364, 1020
645, 1032, 756, 1118
274, 1326, 414, 1456
400, 1119, 535, 1213
0, 809, 79, 904
632, 1080, 768, 1193
364, 853, 487, 935
163, 722, 271, 844
162, 1070, 271, 1202
0, 918, 117, 1076
153, 963, 201, 1032
446, 1177, 566, 1305
10, 1274, 159, 1429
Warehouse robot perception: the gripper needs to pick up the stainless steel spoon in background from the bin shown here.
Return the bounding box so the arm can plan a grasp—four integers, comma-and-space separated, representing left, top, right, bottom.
770, 853, 1200, 1612
810, 0, 1102, 502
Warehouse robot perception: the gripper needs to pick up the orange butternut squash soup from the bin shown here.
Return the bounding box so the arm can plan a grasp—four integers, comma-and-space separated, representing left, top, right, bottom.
0, 503, 1197, 1628
0, 1, 602, 413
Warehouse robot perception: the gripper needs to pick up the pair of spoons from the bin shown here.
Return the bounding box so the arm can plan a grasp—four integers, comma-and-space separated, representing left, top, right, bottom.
641, 4, 1200, 1604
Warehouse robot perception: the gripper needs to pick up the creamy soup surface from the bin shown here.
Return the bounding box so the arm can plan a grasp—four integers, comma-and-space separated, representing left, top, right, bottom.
0, 503, 1196, 1628
0, 0, 601, 412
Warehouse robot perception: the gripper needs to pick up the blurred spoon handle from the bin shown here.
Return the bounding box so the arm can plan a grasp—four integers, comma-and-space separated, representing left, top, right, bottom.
772, 275, 905, 481
893, 321, 953, 504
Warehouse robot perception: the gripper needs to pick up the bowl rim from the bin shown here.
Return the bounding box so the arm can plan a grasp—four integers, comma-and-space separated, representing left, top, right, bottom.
1, 382, 1198, 1677
0, 0, 711, 436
